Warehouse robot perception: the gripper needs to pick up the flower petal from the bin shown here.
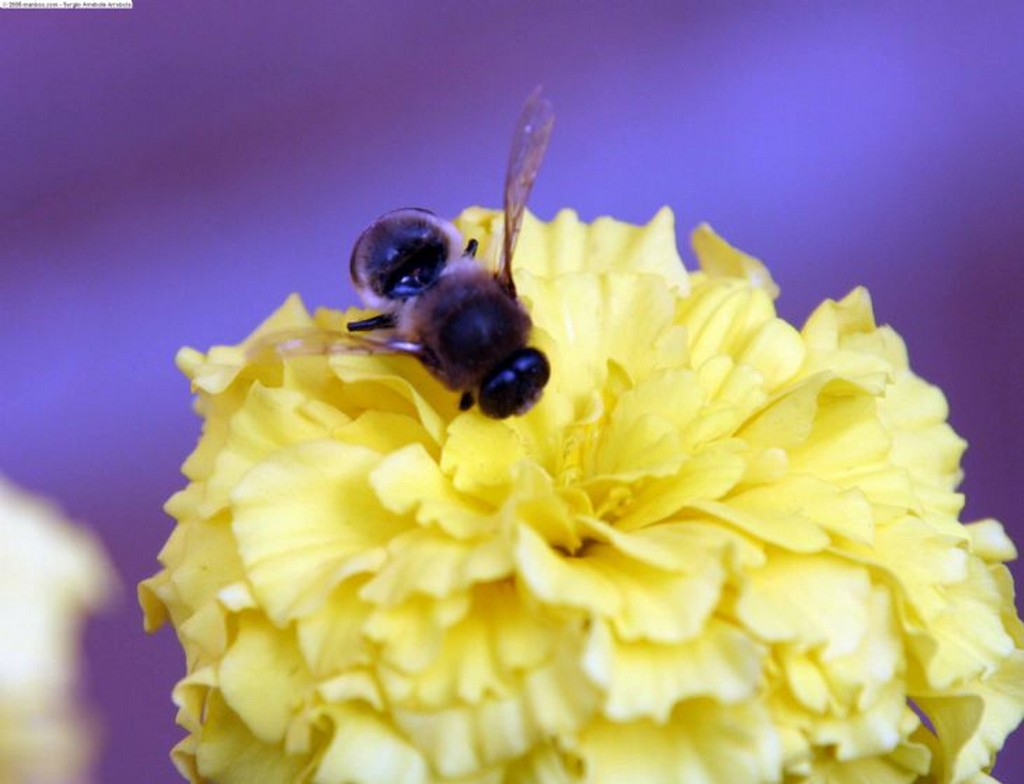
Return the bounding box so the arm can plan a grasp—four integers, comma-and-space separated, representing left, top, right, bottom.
218, 614, 313, 744
583, 618, 763, 722
578, 699, 782, 784
737, 553, 872, 658
456, 207, 688, 291
691, 223, 779, 298
516, 523, 725, 643
361, 528, 513, 607
231, 440, 405, 623
519, 270, 679, 411
313, 705, 428, 784
916, 651, 1024, 783
194, 691, 308, 784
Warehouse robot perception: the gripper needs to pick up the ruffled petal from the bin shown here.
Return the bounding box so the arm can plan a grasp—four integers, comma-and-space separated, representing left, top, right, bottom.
313, 704, 428, 784
737, 554, 872, 659
231, 440, 406, 623
456, 207, 688, 291
578, 699, 782, 783
583, 617, 763, 721
194, 692, 309, 784
218, 614, 313, 744
515, 523, 725, 643
916, 652, 1024, 783
691, 223, 779, 298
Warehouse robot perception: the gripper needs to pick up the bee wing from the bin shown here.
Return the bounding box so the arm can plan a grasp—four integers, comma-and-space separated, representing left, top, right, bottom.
498, 87, 554, 296
245, 326, 426, 365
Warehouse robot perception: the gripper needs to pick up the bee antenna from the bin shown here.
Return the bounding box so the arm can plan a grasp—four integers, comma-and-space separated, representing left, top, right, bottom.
464, 238, 479, 258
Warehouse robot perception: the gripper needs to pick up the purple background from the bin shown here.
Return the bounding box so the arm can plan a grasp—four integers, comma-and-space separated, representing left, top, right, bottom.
2, 3, 1023, 781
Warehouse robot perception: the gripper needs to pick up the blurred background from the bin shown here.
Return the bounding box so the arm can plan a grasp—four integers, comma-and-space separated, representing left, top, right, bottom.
2, 2, 1023, 781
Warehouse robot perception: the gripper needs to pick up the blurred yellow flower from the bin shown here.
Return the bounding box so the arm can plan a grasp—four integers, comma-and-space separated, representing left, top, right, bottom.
141, 208, 1024, 783
1, 475, 114, 784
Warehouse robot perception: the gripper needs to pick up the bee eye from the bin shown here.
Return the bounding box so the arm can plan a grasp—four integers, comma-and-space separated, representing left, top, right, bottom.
478, 348, 550, 419
350, 208, 461, 303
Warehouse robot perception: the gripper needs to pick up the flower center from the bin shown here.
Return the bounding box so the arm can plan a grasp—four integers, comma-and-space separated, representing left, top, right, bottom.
557, 420, 601, 487
594, 485, 633, 520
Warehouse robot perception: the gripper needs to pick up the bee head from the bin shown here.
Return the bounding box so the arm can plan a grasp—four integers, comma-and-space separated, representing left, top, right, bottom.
477, 348, 550, 419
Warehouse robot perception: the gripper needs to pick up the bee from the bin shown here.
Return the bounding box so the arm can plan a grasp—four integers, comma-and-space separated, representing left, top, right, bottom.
253, 89, 554, 418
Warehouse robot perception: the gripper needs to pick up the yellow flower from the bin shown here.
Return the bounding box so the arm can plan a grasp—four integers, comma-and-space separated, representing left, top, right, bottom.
1, 475, 114, 783
141, 208, 1024, 783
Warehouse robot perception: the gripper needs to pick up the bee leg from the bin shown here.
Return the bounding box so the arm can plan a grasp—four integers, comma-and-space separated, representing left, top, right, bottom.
464, 238, 479, 258
459, 391, 475, 411
347, 313, 397, 332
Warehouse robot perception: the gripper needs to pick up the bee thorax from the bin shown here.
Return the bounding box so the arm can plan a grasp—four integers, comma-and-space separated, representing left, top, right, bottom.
407, 275, 530, 391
